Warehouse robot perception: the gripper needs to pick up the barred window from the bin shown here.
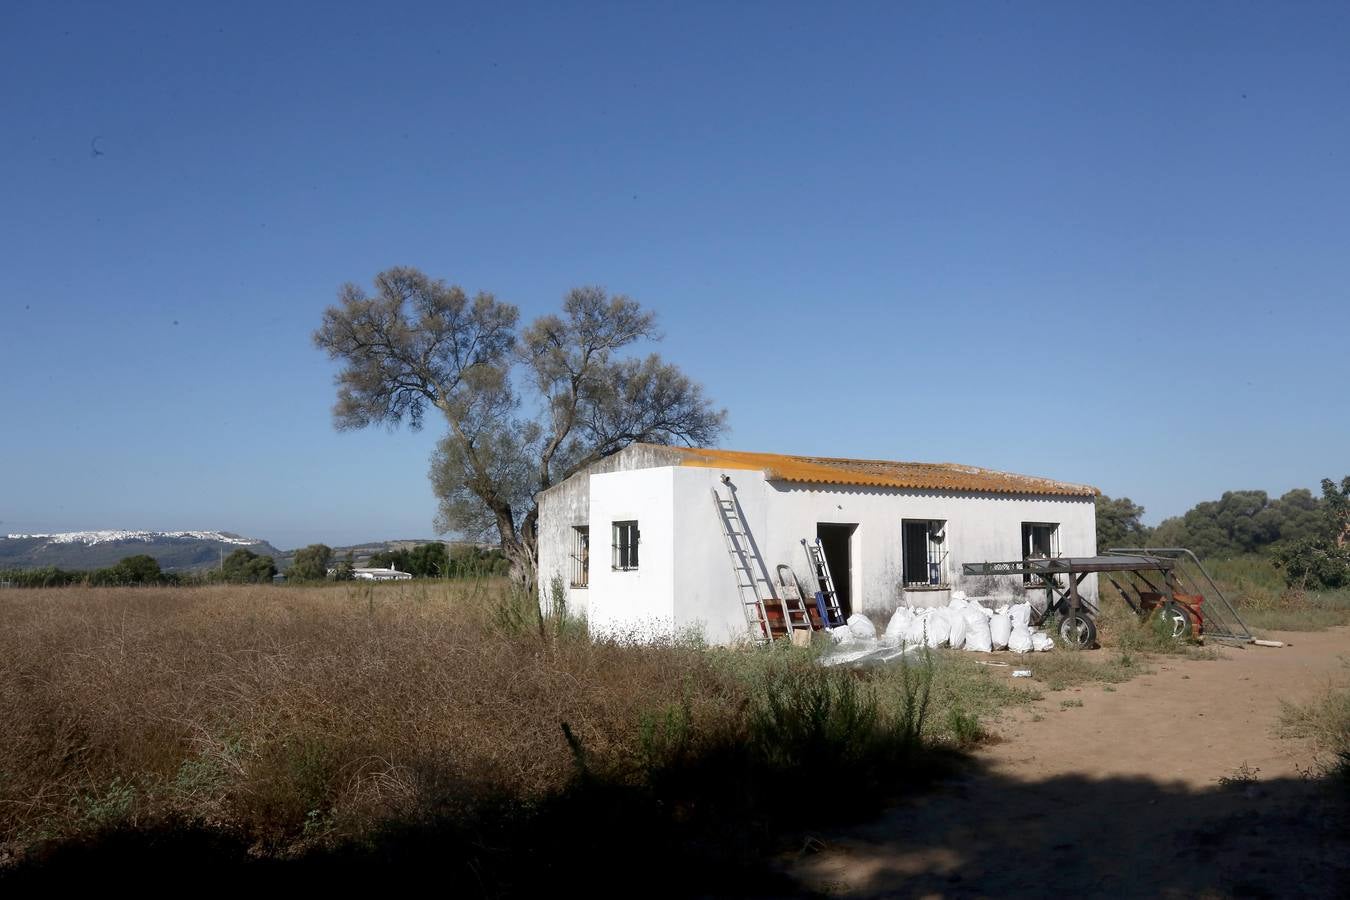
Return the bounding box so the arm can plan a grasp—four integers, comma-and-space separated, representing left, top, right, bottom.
902, 519, 948, 587
570, 526, 589, 588
612, 520, 639, 571
1021, 522, 1061, 586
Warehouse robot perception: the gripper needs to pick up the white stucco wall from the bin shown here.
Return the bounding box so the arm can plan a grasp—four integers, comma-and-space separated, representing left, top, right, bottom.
536, 463, 592, 620
540, 456, 1098, 646
536, 444, 690, 622
663, 466, 1095, 644
584, 467, 678, 639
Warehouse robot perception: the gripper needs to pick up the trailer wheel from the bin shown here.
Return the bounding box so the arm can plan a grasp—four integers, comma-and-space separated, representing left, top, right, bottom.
1159, 601, 1194, 640
1059, 613, 1097, 649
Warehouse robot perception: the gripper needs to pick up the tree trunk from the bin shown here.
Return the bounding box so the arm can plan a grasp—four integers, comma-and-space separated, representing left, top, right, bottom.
501, 535, 538, 589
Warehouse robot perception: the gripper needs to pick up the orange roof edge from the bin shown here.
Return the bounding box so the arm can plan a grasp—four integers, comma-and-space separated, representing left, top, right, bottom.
645, 444, 1100, 498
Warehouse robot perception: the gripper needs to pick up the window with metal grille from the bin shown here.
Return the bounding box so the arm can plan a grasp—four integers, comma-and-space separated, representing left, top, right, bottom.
570, 526, 589, 587
902, 520, 947, 587
1021, 522, 1061, 585
612, 520, 639, 571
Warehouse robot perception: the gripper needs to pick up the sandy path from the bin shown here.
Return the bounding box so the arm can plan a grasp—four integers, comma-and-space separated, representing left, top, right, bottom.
788, 627, 1350, 898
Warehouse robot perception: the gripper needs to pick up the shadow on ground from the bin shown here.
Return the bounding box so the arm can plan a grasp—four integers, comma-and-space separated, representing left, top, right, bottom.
4, 762, 1346, 898
787, 764, 1350, 898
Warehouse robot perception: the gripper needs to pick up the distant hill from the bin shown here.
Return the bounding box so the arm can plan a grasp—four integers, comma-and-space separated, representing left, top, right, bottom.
0, 531, 285, 572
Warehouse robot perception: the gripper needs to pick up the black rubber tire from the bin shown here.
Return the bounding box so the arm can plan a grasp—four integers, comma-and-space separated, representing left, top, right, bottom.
1159, 601, 1194, 640
1059, 613, 1098, 649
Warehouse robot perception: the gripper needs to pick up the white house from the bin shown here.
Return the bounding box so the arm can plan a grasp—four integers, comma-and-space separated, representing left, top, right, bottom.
351, 566, 413, 581
537, 444, 1099, 645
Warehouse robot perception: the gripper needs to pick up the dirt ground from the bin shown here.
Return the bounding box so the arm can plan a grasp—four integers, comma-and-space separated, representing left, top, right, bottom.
786, 627, 1350, 898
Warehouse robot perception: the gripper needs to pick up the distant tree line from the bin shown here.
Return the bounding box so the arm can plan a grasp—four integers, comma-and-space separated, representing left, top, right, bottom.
278, 541, 509, 582
366, 542, 510, 579
279, 542, 510, 585
0, 542, 512, 588
0, 554, 175, 588
1096, 475, 1350, 589
0, 548, 280, 588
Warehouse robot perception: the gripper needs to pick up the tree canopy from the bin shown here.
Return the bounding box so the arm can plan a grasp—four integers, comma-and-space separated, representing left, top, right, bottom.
86, 554, 165, 586
1271, 477, 1350, 589
220, 548, 277, 584
288, 544, 333, 581
1149, 488, 1326, 558
315, 268, 726, 581
1096, 477, 1350, 588
1094, 495, 1148, 552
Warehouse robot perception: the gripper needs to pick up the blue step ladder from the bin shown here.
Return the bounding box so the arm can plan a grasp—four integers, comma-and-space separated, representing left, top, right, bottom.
801, 538, 846, 628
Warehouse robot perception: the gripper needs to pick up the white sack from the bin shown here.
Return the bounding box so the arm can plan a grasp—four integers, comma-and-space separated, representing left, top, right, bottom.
963, 609, 993, 652
903, 612, 929, 647
829, 626, 855, 644
947, 597, 969, 612
1031, 631, 1055, 652
847, 613, 877, 641
1010, 602, 1033, 629
945, 609, 967, 650
950, 590, 967, 601
989, 612, 1011, 651
925, 612, 951, 648
1008, 624, 1034, 654
884, 607, 913, 645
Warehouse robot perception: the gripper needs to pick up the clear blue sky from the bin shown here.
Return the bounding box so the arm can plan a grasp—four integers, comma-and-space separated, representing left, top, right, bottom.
2, 1, 1347, 549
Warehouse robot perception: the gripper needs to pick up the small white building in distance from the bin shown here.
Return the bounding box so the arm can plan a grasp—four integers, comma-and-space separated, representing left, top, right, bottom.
536, 444, 1099, 645
351, 566, 413, 581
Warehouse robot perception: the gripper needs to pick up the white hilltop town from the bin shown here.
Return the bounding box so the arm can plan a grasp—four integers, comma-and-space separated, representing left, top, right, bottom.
2, 530, 261, 546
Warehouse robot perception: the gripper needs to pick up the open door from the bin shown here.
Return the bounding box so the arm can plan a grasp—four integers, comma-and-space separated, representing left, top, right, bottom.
816, 523, 856, 619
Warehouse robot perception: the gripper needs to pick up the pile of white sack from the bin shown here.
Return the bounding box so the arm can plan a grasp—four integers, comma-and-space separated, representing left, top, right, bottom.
820, 592, 1053, 666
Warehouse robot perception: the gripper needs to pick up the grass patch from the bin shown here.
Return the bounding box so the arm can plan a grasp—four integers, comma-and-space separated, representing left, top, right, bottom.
0, 582, 979, 888
1217, 762, 1262, 788
1018, 649, 1146, 691
926, 651, 1039, 727
1237, 592, 1350, 633
1202, 555, 1350, 633
1278, 663, 1350, 780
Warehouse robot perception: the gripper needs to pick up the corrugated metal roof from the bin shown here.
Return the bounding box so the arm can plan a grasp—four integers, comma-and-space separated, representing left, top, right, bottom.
651, 445, 1099, 497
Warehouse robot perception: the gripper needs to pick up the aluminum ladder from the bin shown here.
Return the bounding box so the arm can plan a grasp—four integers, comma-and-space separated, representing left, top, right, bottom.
712, 486, 778, 643
801, 537, 846, 627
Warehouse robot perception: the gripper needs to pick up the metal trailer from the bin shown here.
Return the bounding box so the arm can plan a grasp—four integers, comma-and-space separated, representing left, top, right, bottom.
960, 549, 1253, 649
1105, 547, 1253, 645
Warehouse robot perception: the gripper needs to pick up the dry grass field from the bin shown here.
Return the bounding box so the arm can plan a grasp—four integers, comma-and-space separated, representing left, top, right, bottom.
0, 582, 716, 843
3, 566, 1345, 893
0, 580, 997, 890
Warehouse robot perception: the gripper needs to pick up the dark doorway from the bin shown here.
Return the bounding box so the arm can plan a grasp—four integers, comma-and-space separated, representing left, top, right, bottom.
816, 523, 856, 618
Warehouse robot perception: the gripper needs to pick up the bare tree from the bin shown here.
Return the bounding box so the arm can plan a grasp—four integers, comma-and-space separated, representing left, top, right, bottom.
315, 268, 726, 583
